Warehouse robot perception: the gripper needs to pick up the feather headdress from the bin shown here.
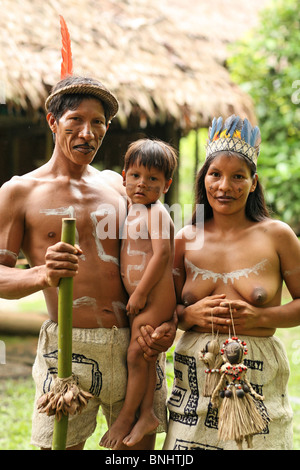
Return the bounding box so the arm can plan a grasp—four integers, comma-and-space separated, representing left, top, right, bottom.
45, 17, 119, 121
60, 16, 73, 80
206, 115, 261, 165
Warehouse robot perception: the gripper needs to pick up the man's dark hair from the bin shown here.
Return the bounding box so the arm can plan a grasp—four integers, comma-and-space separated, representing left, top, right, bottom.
46, 76, 118, 124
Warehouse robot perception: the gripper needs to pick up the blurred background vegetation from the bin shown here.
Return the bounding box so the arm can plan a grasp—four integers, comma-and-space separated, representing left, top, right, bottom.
179, 0, 300, 235
228, 0, 300, 233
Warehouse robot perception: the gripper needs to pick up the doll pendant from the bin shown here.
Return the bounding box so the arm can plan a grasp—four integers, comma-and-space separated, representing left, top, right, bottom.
199, 336, 223, 397
211, 337, 270, 450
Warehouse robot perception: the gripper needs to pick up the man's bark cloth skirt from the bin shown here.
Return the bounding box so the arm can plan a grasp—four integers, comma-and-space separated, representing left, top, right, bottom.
31, 320, 167, 449
163, 331, 293, 450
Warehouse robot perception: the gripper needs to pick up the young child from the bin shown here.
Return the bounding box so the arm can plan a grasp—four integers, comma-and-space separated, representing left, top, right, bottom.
100, 139, 177, 449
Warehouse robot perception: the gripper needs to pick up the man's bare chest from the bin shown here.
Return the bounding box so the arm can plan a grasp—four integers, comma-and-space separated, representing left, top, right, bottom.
22, 183, 127, 259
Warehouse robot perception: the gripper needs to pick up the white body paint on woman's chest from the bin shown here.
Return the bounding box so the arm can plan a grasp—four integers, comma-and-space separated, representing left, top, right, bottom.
185, 258, 268, 284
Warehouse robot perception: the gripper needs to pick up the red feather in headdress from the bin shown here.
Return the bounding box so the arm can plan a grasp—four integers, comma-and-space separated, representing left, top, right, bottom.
60, 16, 73, 79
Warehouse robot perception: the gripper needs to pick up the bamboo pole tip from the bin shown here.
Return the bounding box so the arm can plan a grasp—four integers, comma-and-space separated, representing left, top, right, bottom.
62, 218, 76, 223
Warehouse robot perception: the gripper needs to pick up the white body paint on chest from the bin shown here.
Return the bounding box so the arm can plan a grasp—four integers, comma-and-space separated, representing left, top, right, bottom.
186, 258, 268, 284
40, 206, 86, 260
91, 208, 119, 265
40, 206, 119, 265
40, 206, 76, 218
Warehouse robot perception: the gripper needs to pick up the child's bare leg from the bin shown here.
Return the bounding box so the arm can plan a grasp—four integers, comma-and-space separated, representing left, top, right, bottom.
122, 360, 159, 447
100, 316, 151, 450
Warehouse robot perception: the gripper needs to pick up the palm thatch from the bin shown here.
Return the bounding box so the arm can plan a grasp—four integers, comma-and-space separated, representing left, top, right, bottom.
0, 0, 269, 129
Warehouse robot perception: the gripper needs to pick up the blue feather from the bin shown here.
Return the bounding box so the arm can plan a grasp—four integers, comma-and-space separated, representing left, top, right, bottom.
209, 117, 217, 141
216, 116, 223, 135
250, 126, 259, 147
229, 116, 240, 137
224, 115, 235, 134
241, 119, 251, 143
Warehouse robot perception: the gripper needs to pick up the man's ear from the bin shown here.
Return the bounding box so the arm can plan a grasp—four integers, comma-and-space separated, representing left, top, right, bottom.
46, 112, 57, 134
163, 178, 172, 194
122, 169, 126, 186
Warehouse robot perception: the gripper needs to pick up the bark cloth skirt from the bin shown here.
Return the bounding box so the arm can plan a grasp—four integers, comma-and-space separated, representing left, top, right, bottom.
163, 331, 293, 450
31, 320, 167, 448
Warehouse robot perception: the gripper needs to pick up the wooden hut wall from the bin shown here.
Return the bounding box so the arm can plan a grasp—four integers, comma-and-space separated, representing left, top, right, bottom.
0, 117, 51, 186
0, 113, 180, 205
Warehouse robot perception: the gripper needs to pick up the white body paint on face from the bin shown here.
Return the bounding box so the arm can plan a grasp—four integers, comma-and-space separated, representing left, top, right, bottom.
126, 242, 146, 287
186, 258, 268, 284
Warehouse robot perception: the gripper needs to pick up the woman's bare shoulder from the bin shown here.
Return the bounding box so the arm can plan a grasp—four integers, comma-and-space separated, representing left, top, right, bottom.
175, 224, 200, 239
259, 218, 298, 239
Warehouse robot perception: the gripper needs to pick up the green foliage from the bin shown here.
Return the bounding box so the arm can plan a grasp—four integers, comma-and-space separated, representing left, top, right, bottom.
179, 128, 207, 207
228, 0, 300, 232
0, 378, 36, 450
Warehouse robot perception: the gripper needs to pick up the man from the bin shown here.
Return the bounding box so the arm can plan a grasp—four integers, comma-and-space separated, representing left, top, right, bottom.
0, 76, 175, 450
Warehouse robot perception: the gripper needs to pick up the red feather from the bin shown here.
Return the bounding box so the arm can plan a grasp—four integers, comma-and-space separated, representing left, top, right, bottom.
60, 16, 73, 79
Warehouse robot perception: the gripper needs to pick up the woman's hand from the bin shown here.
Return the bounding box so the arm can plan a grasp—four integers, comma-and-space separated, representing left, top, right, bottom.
179, 294, 230, 331
220, 300, 261, 331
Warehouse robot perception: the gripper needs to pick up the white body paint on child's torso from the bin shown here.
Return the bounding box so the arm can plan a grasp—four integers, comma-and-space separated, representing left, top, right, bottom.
126, 242, 147, 287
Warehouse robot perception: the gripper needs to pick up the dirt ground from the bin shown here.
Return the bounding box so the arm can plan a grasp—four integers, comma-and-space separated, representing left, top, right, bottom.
0, 301, 47, 380
0, 335, 38, 379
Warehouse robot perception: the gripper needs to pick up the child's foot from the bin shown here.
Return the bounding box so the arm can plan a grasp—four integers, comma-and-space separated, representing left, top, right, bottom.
122, 411, 159, 447
99, 415, 135, 450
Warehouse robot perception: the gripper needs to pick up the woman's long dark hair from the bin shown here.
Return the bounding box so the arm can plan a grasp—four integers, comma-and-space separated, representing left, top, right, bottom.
191, 152, 270, 224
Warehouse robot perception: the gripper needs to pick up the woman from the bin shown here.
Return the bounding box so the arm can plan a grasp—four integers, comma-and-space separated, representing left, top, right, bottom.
163, 115, 300, 450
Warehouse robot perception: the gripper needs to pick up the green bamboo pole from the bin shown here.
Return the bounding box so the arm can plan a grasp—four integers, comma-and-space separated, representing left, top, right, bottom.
52, 218, 76, 450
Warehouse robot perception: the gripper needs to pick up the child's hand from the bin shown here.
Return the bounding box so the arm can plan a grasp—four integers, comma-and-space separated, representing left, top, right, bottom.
126, 291, 147, 315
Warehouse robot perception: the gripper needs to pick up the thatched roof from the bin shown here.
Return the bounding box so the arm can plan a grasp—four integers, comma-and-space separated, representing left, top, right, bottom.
0, 0, 269, 129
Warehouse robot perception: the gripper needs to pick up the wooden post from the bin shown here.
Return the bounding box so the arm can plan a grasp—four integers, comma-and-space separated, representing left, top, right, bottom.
52, 218, 76, 450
